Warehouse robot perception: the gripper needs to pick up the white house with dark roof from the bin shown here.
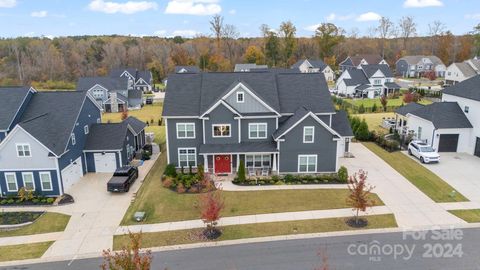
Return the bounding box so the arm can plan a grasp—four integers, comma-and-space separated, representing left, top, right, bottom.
291, 59, 335, 82
445, 59, 480, 85
162, 71, 353, 176
396, 55, 446, 78
339, 54, 388, 72
109, 67, 153, 92
234, 63, 268, 72
335, 64, 400, 98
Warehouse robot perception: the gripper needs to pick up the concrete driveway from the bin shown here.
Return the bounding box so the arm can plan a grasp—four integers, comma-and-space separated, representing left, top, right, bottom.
42, 150, 160, 260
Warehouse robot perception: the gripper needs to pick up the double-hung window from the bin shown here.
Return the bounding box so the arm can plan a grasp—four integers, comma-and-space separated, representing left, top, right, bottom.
84, 125, 89, 135
22, 172, 35, 191
178, 148, 197, 167
16, 144, 31, 157
237, 92, 244, 103
71, 133, 76, 146
177, 123, 195, 139
249, 123, 267, 139
212, 124, 231, 137
40, 172, 53, 191
298, 155, 317, 173
303, 126, 314, 143
4, 173, 18, 192
245, 154, 271, 168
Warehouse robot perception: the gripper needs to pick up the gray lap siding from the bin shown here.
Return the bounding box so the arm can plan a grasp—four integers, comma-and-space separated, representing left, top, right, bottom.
204, 104, 239, 144
240, 118, 276, 142
166, 118, 203, 167
278, 116, 338, 173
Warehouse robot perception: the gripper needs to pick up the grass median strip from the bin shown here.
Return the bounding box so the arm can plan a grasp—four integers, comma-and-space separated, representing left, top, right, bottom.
363, 142, 468, 203
0, 212, 70, 238
115, 214, 397, 250
448, 209, 480, 223
122, 153, 385, 225
0, 241, 53, 262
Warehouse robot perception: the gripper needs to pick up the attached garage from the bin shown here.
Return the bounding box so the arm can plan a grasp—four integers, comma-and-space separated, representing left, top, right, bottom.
61, 157, 83, 191
93, 153, 118, 173
438, 134, 459, 152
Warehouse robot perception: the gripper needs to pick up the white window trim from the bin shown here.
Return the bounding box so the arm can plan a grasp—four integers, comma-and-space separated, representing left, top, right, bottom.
177, 147, 197, 168
176, 123, 196, 139
4, 172, 18, 192
298, 155, 317, 173
212, 124, 232, 138
237, 91, 245, 103
245, 154, 271, 168
303, 126, 315, 143
84, 125, 89, 135
39, 171, 53, 191
71, 133, 76, 146
16, 143, 31, 157
22, 172, 35, 191
248, 123, 268, 139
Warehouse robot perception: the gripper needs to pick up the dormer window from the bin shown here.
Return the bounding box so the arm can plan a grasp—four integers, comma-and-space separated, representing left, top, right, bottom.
237, 92, 244, 103
71, 133, 76, 146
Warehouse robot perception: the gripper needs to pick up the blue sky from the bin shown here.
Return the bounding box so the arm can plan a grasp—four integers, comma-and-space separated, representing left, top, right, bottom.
0, 0, 479, 38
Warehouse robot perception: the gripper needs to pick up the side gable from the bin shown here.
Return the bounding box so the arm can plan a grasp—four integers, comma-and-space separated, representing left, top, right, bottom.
224, 83, 274, 114
274, 111, 341, 140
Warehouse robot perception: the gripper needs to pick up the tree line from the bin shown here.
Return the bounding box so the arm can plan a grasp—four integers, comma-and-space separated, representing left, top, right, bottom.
1, 15, 479, 88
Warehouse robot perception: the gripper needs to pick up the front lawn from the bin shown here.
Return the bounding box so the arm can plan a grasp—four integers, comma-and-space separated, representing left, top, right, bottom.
0, 241, 53, 262
114, 214, 397, 249
448, 209, 480, 223
363, 142, 468, 203
0, 212, 70, 238
122, 152, 384, 225
353, 112, 395, 133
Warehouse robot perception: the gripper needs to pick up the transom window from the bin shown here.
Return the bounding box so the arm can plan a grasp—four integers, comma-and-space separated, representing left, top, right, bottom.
177, 123, 195, 139
40, 172, 53, 191
16, 144, 31, 157
237, 92, 244, 103
22, 172, 35, 191
303, 126, 315, 143
245, 154, 271, 168
298, 155, 317, 173
5, 173, 18, 192
213, 124, 231, 137
249, 123, 267, 139
178, 148, 197, 167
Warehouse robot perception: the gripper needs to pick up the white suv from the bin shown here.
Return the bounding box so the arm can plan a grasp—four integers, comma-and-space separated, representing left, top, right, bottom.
408, 141, 440, 164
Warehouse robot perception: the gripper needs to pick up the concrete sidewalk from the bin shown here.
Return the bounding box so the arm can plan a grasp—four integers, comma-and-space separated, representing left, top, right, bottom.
215, 180, 348, 191
0, 232, 62, 246
116, 206, 392, 235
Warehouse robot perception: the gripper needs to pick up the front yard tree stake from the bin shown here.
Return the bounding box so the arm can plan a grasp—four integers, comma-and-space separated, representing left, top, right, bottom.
199, 191, 225, 239
101, 231, 152, 270
346, 170, 375, 226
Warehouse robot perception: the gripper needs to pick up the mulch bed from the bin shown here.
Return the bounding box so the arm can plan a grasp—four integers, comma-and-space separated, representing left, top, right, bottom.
0, 211, 44, 225
345, 217, 368, 228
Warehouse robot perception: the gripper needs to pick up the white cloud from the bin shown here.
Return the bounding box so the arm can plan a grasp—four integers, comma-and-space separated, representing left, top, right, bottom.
165, 0, 221, 16
172, 29, 198, 37
228, 9, 236, 15
0, 0, 15, 8
88, 0, 158, 14
31, 11, 48, 18
324, 13, 354, 22
356, 12, 381, 22
465, 13, 480, 20
304, 24, 321, 32
403, 0, 443, 8
154, 29, 167, 36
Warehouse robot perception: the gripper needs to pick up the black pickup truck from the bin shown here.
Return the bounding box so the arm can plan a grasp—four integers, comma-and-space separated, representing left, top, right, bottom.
107, 166, 139, 193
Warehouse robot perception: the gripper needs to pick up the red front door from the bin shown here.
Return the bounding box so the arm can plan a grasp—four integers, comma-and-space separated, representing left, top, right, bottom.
214, 155, 231, 174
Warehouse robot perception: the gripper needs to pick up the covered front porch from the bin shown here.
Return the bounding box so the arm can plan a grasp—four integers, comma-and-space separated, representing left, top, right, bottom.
199, 142, 279, 176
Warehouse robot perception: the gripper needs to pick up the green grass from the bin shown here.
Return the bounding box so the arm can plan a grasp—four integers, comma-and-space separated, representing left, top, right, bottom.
121, 152, 384, 225
343, 95, 432, 108
154, 83, 166, 90
448, 209, 480, 223
353, 112, 395, 133
114, 214, 397, 249
363, 142, 468, 203
0, 241, 53, 262
0, 212, 70, 238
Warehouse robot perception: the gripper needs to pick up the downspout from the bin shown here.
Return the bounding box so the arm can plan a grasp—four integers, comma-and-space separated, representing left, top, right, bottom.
431, 129, 437, 148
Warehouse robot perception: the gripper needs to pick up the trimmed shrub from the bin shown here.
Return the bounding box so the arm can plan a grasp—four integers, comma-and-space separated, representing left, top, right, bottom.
338, 166, 348, 183
46, 198, 55, 204
355, 119, 370, 141
165, 164, 177, 177
237, 160, 246, 183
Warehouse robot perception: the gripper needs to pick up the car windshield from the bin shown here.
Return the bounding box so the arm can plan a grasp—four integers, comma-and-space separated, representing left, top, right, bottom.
419, 146, 435, 152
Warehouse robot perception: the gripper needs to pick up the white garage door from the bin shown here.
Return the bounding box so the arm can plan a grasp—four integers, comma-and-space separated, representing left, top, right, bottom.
94, 153, 118, 173
62, 157, 83, 192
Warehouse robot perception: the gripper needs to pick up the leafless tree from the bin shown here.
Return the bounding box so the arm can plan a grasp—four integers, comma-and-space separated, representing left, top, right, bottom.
377, 17, 394, 58
222, 24, 239, 63
210, 14, 224, 51
398, 16, 417, 51
428, 20, 446, 55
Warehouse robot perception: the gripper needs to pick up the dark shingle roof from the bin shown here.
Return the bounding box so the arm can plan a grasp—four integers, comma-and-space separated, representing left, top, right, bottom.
123, 116, 146, 135
443, 75, 480, 101
128, 89, 143, 99
19, 91, 88, 156
331, 110, 354, 137
109, 68, 137, 78
409, 102, 472, 129
234, 64, 268, 72
0, 87, 32, 131
137, 70, 152, 83
355, 84, 370, 91
273, 107, 310, 139
199, 141, 277, 154
84, 122, 128, 151
344, 69, 369, 86
361, 64, 394, 78
77, 77, 129, 91
395, 103, 425, 116
385, 82, 401, 89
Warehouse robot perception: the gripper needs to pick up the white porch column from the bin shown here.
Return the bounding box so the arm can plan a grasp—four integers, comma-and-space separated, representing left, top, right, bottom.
272, 153, 277, 172
203, 154, 209, 172
236, 154, 240, 171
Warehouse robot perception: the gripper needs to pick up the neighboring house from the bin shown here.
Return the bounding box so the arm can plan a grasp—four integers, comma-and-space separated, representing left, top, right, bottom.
335, 64, 400, 98
339, 54, 388, 72
396, 55, 446, 78
394, 102, 425, 135
234, 63, 268, 72
445, 59, 480, 85
109, 68, 153, 92
175, 66, 201, 73
0, 89, 147, 196
76, 76, 143, 112
395, 75, 480, 156
291, 59, 335, 82
162, 71, 353, 175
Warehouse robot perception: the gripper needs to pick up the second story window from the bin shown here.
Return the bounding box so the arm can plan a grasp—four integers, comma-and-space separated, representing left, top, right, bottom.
84, 125, 89, 135
213, 124, 231, 137
16, 144, 31, 157
374, 79, 381, 85
71, 133, 76, 146
249, 123, 267, 139
237, 92, 244, 103
177, 123, 195, 139
303, 126, 314, 143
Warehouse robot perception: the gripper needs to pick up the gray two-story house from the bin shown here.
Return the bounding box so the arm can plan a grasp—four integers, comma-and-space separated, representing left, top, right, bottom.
162, 72, 353, 175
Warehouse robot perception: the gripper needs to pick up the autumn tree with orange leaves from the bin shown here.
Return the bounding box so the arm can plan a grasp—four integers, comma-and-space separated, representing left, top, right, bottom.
101, 232, 152, 270
199, 191, 225, 239
346, 170, 375, 227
